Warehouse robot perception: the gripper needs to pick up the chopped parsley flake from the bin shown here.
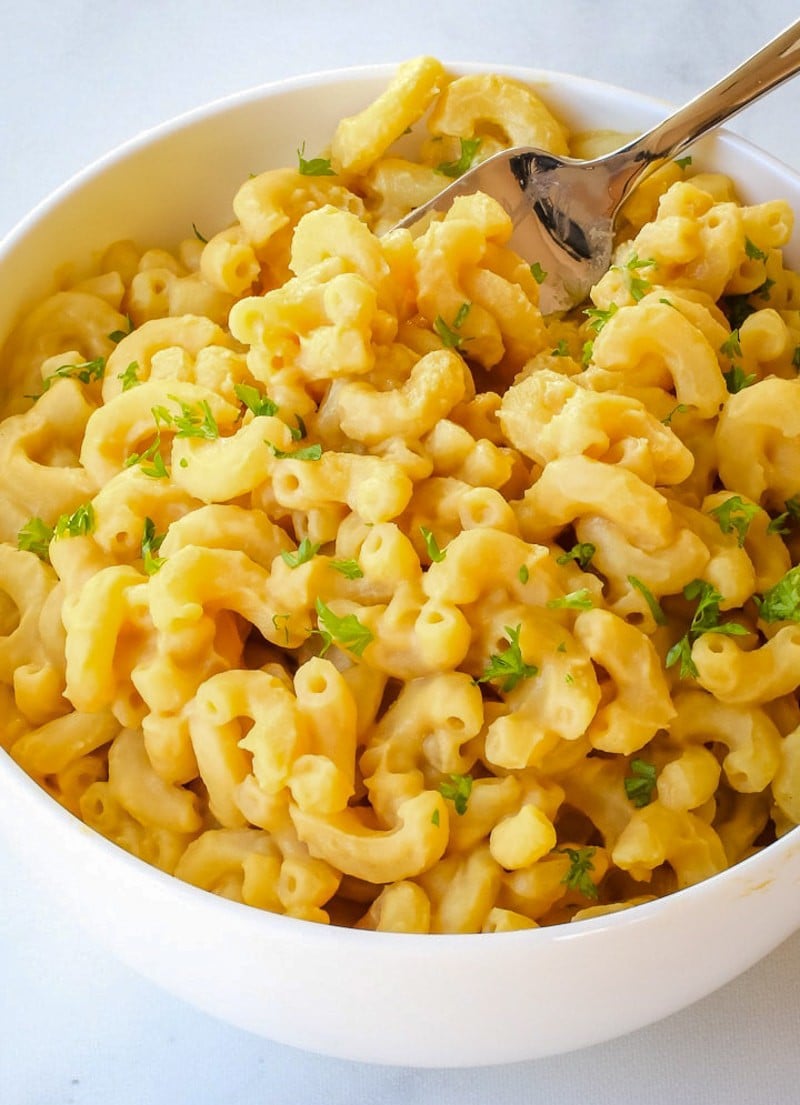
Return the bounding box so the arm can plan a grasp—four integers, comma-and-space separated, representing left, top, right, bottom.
723, 364, 757, 394
420, 526, 446, 562
53, 502, 95, 539
665, 579, 748, 679
547, 588, 594, 611
766, 495, 800, 536
17, 517, 53, 560
234, 382, 278, 418
314, 597, 373, 657
708, 495, 759, 547
141, 517, 166, 574
108, 317, 134, 343
267, 441, 323, 461
118, 361, 141, 390
434, 302, 471, 349
754, 565, 800, 623
438, 773, 473, 815
329, 558, 364, 579
478, 624, 538, 693
584, 303, 619, 333
297, 143, 335, 176
436, 136, 481, 178
744, 237, 768, 262
624, 758, 658, 808
627, 575, 667, 625
558, 846, 598, 899
556, 542, 595, 570
661, 403, 689, 425
281, 537, 320, 569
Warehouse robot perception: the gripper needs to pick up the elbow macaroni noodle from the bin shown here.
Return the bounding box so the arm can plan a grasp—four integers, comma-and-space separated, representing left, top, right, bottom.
2, 58, 800, 933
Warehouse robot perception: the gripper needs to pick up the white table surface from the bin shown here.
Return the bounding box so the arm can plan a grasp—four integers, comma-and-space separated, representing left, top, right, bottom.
2, 1, 800, 1101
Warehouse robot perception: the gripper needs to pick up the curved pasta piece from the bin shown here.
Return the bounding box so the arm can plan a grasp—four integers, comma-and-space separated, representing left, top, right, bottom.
499, 368, 694, 485
422, 528, 559, 606
360, 671, 484, 823
11, 709, 119, 777
331, 348, 470, 444
331, 56, 446, 174
80, 379, 241, 485
612, 803, 728, 889
102, 315, 239, 402
290, 790, 448, 884
0, 380, 97, 540
2, 290, 126, 413
90, 465, 199, 561
576, 513, 708, 619
189, 669, 309, 825
158, 503, 293, 566
589, 300, 727, 418
483, 613, 601, 770
692, 625, 800, 707
146, 545, 326, 649
515, 455, 676, 551
428, 72, 569, 154
63, 564, 150, 714
572, 608, 675, 755
0, 545, 60, 687
108, 726, 202, 834
716, 376, 800, 505
232, 167, 365, 249
773, 724, 800, 824
269, 450, 414, 524
670, 689, 783, 794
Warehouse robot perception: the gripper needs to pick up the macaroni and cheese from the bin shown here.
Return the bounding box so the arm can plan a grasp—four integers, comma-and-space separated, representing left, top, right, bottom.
2, 57, 799, 934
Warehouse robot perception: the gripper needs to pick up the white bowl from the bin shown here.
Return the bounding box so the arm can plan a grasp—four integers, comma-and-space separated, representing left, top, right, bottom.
2, 63, 800, 1068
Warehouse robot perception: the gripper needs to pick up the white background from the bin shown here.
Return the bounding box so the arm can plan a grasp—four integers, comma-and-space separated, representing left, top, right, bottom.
2, 1, 800, 1101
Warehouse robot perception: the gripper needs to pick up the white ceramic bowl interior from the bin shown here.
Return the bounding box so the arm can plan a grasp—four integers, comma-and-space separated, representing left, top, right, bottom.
2, 63, 800, 1068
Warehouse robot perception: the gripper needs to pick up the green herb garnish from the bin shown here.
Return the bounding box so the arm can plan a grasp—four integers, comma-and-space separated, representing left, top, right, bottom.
281, 537, 320, 569
744, 237, 768, 262
234, 382, 278, 418
118, 361, 141, 390
558, 846, 598, 899
108, 317, 133, 344
624, 758, 658, 808
434, 302, 471, 350
436, 136, 481, 178
438, 773, 473, 815
420, 526, 446, 563
478, 624, 538, 693
708, 495, 759, 547
141, 517, 166, 574
584, 303, 619, 333
297, 143, 335, 176
267, 441, 323, 461
314, 597, 373, 657
329, 558, 364, 579
723, 364, 757, 394
665, 579, 748, 679
754, 565, 800, 623
53, 502, 95, 539
547, 588, 594, 611
627, 575, 667, 625
556, 542, 595, 570
17, 517, 53, 560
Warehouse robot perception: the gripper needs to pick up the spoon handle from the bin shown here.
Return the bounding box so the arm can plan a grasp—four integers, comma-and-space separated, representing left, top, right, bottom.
604, 17, 800, 207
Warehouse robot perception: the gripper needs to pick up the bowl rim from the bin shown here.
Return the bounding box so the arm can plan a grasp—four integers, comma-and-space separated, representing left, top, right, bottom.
2, 59, 799, 952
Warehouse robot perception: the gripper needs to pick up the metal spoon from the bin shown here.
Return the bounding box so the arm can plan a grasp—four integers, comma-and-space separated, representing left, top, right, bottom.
395, 19, 800, 314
